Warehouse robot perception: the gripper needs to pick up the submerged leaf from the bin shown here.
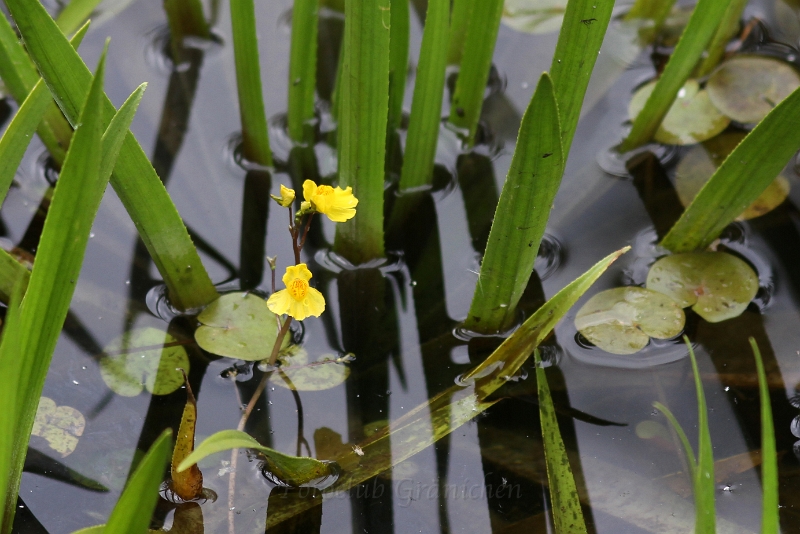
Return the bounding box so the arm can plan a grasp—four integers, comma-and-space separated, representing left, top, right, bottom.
100, 327, 189, 397
177, 429, 337, 487
628, 80, 730, 145
501, 0, 568, 34
195, 292, 280, 361
675, 132, 790, 220
575, 287, 685, 354
707, 55, 800, 124
270, 347, 350, 391
170, 371, 203, 501
646, 252, 758, 322
31, 397, 85, 457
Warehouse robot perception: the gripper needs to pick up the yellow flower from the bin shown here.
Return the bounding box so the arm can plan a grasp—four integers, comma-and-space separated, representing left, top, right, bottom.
267, 264, 325, 321
270, 184, 296, 207
302, 180, 358, 222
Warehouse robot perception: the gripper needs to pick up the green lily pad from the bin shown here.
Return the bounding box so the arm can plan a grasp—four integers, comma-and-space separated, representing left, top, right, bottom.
31, 397, 85, 457
574, 287, 685, 355
501, 0, 568, 35
195, 292, 280, 361
675, 132, 790, 220
628, 79, 730, 145
646, 252, 759, 322
706, 55, 800, 124
100, 327, 189, 397
270, 346, 351, 391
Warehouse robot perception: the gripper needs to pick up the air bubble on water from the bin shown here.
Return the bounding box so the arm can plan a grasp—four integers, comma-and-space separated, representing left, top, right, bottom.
724, 386, 730, 392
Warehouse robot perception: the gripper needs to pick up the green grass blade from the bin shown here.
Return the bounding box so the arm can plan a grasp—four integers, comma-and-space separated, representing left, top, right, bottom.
0, 14, 84, 165
388, 0, 409, 135
333, 0, 391, 263
652, 401, 697, 480
448, 0, 504, 143
446, 0, 474, 65
534, 349, 588, 534
751, 338, 779, 533
230, 0, 272, 165
464, 73, 563, 333
287, 0, 319, 144
0, 281, 26, 533
0, 46, 108, 534
100, 83, 147, 180
549, 0, 615, 156
398, 0, 449, 191
0, 250, 30, 303
5, 0, 219, 310
55, 0, 102, 36
0, 25, 87, 206
695, 0, 748, 77
661, 85, 800, 252
620, 0, 729, 151
0, 81, 51, 204
105, 430, 172, 534
687, 340, 715, 533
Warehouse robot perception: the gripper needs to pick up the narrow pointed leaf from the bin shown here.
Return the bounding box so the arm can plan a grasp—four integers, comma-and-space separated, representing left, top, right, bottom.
4, 0, 218, 310
105, 430, 172, 534
549, 0, 615, 155
464, 73, 563, 333
661, 84, 800, 252
170, 372, 203, 501
176, 429, 335, 487
535, 349, 588, 534
621, 0, 730, 151
751, 338, 778, 534
399, 0, 449, 191
55, 0, 103, 36
688, 340, 715, 533
0, 250, 29, 303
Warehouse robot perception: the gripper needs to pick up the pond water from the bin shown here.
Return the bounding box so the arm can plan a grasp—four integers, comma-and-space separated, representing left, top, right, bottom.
10, 0, 800, 532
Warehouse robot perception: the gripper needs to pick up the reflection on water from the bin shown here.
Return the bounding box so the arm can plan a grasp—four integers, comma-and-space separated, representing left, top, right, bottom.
8, 0, 800, 532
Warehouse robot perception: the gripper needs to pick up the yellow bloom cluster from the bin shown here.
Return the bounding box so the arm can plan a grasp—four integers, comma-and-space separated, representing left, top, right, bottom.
267, 263, 325, 321
301, 180, 357, 222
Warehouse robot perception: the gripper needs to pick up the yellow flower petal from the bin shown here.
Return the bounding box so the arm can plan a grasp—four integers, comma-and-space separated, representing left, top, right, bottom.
302, 180, 317, 203
304, 287, 326, 316
282, 263, 312, 287
278, 185, 295, 207
267, 289, 292, 316
301, 179, 358, 222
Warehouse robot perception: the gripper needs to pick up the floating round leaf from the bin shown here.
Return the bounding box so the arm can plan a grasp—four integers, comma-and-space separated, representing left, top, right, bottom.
646, 252, 758, 322
574, 287, 685, 355
707, 55, 800, 124
501, 0, 568, 34
675, 132, 790, 220
31, 397, 85, 457
100, 327, 189, 397
270, 346, 351, 391
628, 79, 730, 145
195, 292, 280, 361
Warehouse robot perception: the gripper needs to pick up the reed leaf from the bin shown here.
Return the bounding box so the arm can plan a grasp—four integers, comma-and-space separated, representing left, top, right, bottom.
534, 350, 588, 534
0, 46, 138, 533
0, 25, 87, 206
287, 0, 319, 144
104, 430, 172, 534
661, 85, 800, 252
334, 0, 391, 263
751, 338, 778, 534
398, 0, 449, 191
550, 0, 615, 155
620, 0, 729, 151
4, 0, 219, 310
265, 247, 628, 528
0, 250, 29, 303
695, 0, 748, 77
164, 0, 210, 41
464, 73, 563, 334
55, 0, 103, 36
388, 0, 409, 135
448, 0, 504, 143
0, 12, 75, 165
688, 340, 716, 533
446, 0, 474, 65
230, 0, 272, 165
